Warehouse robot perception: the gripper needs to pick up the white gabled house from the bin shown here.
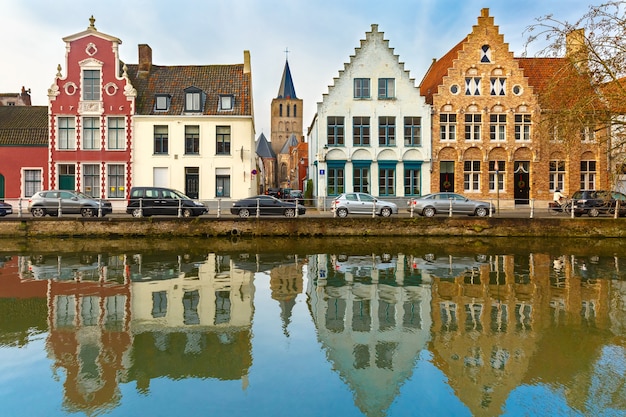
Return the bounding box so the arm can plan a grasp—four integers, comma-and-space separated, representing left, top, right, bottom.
127, 45, 256, 202
308, 24, 431, 206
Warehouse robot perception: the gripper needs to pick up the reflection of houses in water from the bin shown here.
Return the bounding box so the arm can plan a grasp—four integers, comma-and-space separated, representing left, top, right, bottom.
428, 253, 613, 417
306, 253, 432, 417
42, 255, 132, 414
129, 252, 255, 389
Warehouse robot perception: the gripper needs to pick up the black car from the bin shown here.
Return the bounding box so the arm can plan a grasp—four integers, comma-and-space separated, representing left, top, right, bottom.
571, 190, 626, 217
231, 195, 306, 218
126, 186, 208, 217
0, 201, 13, 217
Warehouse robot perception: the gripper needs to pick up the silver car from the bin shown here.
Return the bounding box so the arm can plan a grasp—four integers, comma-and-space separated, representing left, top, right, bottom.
28, 190, 113, 218
409, 192, 491, 217
331, 192, 398, 217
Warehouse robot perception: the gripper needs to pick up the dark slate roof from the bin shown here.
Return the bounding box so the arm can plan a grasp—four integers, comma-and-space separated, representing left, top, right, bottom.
277, 60, 297, 99
279, 134, 299, 154
126, 63, 252, 116
255, 133, 276, 158
0, 106, 48, 146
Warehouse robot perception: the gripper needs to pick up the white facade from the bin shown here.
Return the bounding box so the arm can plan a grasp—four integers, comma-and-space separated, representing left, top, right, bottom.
308, 24, 432, 205
132, 115, 256, 201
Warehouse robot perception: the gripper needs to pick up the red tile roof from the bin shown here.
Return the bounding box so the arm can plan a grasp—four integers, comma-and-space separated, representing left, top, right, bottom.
0, 106, 48, 146
126, 64, 252, 116
420, 38, 466, 104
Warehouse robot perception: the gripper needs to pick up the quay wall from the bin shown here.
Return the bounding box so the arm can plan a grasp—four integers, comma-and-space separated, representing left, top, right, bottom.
0, 217, 624, 239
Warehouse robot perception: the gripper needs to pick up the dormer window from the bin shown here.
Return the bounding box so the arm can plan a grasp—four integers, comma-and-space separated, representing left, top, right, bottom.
155, 94, 171, 111
219, 95, 234, 111
184, 87, 204, 113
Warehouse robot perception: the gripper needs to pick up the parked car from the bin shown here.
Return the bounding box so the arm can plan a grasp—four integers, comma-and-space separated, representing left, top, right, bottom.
408, 192, 491, 217
331, 193, 398, 217
230, 195, 306, 218
0, 201, 13, 217
28, 190, 112, 217
282, 189, 304, 202
571, 190, 626, 217
126, 187, 208, 217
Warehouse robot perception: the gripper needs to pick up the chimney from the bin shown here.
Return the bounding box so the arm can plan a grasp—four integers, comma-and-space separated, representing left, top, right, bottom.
138, 44, 152, 74
243, 50, 251, 74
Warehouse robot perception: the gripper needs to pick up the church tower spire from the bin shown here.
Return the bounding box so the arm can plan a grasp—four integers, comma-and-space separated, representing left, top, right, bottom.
270, 55, 303, 161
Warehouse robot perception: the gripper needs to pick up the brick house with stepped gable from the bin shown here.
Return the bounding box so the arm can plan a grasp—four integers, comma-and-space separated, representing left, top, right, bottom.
421, 8, 608, 206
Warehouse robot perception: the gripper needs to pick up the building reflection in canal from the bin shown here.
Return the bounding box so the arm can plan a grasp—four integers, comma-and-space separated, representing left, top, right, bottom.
0, 238, 625, 416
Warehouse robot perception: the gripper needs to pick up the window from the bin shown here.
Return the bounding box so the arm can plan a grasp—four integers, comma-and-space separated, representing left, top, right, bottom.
219, 95, 233, 111
294, 104, 297, 117
184, 88, 203, 112
216, 175, 231, 197
327, 167, 344, 196
83, 164, 100, 198
440, 114, 457, 141
515, 114, 531, 141
378, 116, 395, 146
465, 114, 481, 141
581, 126, 595, 142
82, 117, 99, 149
353, 166, 369, 193
24, 169, 42, 197
580, 160, 596, 190
404, 167, 421, 196
108, 117, 124, 149
58, 117, 76, 150
107, 164, 125, 198
279, 104, 283, 117
404, 117, 421, 146
216, 126, 231, 154
549, 160, 566, 191
490, 78, 506, 95
155, 95, 170, 111
185, 125, 200, 155
481, 45, 491, 63
327, 117, 344, 146
287, 105, 290, 117
464, 160, 481, 191
378, 78, 395, 99
353, 117, 370, 146
488, 161, 505, 191
354, 78, 370, 98
489, 114, 506, 141
152, 291, 168, 318
154, 125, 168, 155
465, 77, 481, 95
379, 167, 395, 196
82, 69, 100, 100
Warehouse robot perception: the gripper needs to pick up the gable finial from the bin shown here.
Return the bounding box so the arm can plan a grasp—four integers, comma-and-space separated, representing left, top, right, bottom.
88, 15, 96, 30
284, 47, 289, 61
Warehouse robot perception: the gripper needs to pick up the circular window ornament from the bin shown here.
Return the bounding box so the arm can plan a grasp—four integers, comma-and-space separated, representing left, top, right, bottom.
63, 82, 77, 96
104, 82, 118, 96
450, 84, 460, 95
513, 85, 523, 95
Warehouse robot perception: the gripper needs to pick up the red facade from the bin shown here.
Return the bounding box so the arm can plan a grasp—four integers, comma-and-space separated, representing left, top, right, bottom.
48, 18, 134, 200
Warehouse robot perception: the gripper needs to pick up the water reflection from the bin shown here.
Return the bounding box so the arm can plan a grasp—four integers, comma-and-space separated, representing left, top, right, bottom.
0, 237, 625, 416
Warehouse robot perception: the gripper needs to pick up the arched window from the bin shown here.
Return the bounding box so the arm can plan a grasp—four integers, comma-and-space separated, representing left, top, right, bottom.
279, 104, 283, 117
287, 105, 290, 117
294, 104, 297, 117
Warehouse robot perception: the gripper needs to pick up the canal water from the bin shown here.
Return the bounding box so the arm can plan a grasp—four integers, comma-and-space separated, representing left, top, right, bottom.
0, 237, 625, 417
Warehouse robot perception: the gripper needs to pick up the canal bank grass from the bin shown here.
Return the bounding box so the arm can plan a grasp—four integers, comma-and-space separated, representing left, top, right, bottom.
0, 217, 625, 239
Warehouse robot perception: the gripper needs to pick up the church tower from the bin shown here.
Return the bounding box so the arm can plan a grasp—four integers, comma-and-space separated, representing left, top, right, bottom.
270, 59, 303, 157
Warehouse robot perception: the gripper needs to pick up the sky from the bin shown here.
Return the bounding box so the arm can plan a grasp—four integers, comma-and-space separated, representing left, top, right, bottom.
1, 0, 600, 139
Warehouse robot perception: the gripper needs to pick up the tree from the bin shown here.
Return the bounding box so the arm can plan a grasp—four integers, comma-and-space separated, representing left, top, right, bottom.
525, 1, 626, 185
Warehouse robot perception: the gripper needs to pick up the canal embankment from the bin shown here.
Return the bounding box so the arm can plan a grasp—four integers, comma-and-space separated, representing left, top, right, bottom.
0, 216, 625, 239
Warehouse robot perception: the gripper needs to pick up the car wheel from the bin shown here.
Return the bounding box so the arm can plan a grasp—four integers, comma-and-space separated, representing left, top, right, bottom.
380, 207, 392, 217
81, 208, 95, 217
182, 208, 192, 218
239, 208, 250, 218
475, 207, 488, 217
31, 207, 46, 218
589, 208, 600, 217
284, 208, 296, 217
0, 210, 5, 217
337, 208, 348, 218
423, 207, 436, 217
131, 208, 143, 218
